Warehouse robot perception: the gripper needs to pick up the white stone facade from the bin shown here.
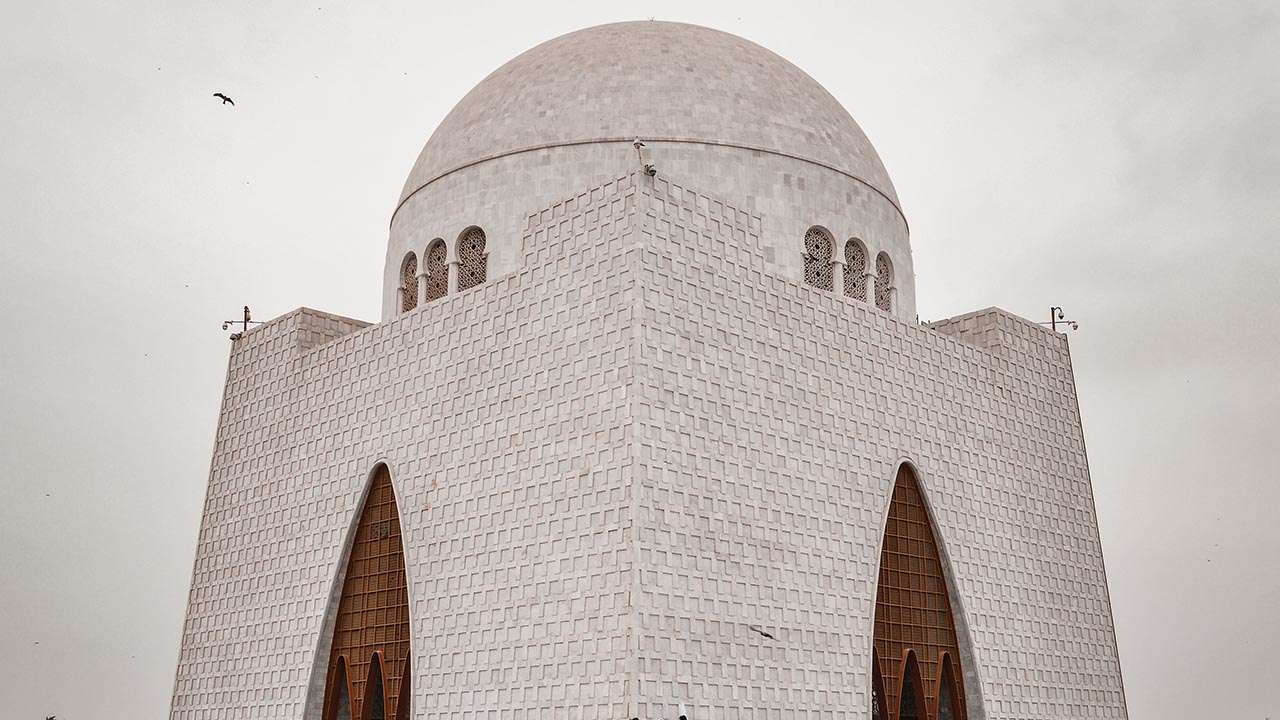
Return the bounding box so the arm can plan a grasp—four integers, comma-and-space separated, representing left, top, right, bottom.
172, 21, 1126, 720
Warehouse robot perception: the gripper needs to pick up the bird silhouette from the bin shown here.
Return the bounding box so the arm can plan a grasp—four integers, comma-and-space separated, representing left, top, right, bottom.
213, 92, 234, 106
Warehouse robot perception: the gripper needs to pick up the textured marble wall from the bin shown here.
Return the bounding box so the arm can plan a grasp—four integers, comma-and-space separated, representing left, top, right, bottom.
627, 176, 1125, 719
172, 172, 1125, 720
386, 143, 913, 325
173, 177, 642, 720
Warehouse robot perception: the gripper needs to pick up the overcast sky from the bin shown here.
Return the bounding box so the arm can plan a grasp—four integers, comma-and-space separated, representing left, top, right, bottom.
1, 1, 1277, 718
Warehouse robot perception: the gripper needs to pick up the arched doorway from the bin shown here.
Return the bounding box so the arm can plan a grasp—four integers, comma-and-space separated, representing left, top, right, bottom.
394, 655, 412, 720
936, 653, 963, 720
872, 465, 969, 720
897, 651, 926, 720
321, 466, 412, 720
326, 657, 353, 720
363, 655, 386, 720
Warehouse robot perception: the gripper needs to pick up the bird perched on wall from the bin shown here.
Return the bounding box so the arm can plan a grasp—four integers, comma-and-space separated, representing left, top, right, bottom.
213, 92, 234, 106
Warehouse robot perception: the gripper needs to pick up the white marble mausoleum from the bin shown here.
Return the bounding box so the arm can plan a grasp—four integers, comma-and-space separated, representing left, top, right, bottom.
170, 21, 1128, 720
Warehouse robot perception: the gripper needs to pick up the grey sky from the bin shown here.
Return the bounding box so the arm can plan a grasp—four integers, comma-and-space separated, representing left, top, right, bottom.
1, 1, 1276, 718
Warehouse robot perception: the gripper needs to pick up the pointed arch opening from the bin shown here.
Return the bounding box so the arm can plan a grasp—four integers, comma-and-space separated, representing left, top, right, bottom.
325, 657, 353, 720
363, 654, 386, 720
394, 654, 412, 720
319, 465, 412, 720
872, 465, 969, 720
936, 653, 964, 720
897, 651, 926, 720
871, 647, 889, 720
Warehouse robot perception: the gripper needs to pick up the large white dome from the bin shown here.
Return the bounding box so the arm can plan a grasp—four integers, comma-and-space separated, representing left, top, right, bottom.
385, 21, 913, 322
397, 21, 899, 213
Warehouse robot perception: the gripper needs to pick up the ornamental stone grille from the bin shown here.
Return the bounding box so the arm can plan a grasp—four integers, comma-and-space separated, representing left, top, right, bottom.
172, 21, 1127, 720
803, 226, 834, 291
457, 227, 487, 291
423, 240, 447, 302
845, 239, 868, 301
399, 253, 418, 312
876, 251, 894, 311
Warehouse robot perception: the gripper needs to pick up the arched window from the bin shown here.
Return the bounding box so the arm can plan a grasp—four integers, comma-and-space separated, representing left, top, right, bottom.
897, 651, 926, 720
399, 252, 418, 313
872, 465, 969, 720
871, 648, 889, 720
937, 654, 963, 720
394, 655, 412, 720
326, 657, 353, 720
363, 654, 386, 720
423, 239, 447, 302
320, 467, 412, 720
875, 252, 893, 312
803, 226, 834, 291
457, 227, 487, 291
845, 238, 868, 301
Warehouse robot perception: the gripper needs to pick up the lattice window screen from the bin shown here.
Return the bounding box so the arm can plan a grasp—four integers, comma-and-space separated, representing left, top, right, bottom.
872, 466, 969, 720
424, 240, 448, 302
845, 240, 868, 301
803, 227, 834, 291
399, 253, 418, 313
321, 467, 411, 720
458, 227, 487, 291
875, 252, 893, 311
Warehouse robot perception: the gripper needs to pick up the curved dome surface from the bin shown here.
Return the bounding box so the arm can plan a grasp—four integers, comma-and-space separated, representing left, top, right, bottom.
398, 21, 898, 210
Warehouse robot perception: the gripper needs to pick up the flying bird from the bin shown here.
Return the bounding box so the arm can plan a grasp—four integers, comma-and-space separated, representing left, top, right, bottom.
213, 92, 234, 106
